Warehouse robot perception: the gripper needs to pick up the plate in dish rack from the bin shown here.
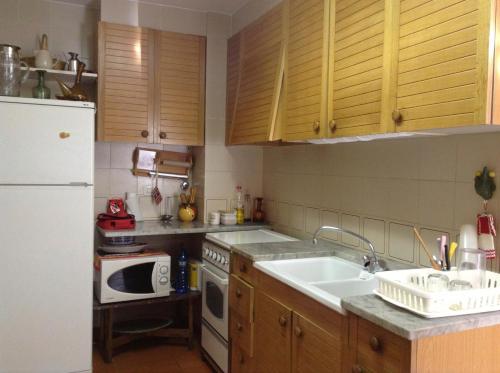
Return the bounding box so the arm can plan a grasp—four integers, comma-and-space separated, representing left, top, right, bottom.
99, 243, 147, 254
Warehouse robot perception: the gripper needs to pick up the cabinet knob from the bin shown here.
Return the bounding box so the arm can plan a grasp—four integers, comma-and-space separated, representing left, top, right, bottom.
278, 316, 287, 327
159, 131, 167, 139
236, 288, 242, 298
352, 364, 364, 373
294, 326, 303, 338
369, 336, 381, 352
392, 110, 403, 125
312, 120, 320, 133
239, 263, 247, 273
236, 322, 243, 331
141, 130, 149, 138
329, 120, 337, 132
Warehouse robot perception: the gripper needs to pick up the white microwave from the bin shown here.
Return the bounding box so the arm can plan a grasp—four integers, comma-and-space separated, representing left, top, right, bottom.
94, 252, 172, 303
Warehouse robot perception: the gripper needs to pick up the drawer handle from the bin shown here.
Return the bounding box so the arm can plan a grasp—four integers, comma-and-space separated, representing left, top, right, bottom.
236, 322, 243, 331
352, 364, 364, 373
236, 288, 242, 298
159, 131, 167, 139
392, 110, 403, 125
239, 263, 247, 273
278, 316, 287, 327
312, 120, 320, 133
141, 130, 149, 138
369, 336, 381, 352
329, 120, 337, 132
294, 326, 303, 338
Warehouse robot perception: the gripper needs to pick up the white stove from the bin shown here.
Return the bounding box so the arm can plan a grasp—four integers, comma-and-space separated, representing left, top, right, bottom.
201, 229, 296, 372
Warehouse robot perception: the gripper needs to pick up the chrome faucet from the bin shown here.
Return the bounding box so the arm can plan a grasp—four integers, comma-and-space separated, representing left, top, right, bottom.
312, 226, 384, 273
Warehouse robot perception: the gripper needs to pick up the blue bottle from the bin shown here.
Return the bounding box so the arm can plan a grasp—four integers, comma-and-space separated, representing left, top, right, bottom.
176, 250, 188, 294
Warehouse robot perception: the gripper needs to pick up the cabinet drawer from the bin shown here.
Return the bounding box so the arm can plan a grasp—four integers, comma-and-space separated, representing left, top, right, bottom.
354, 318, 411, 373
229, 274, 254, 322
231, 344, 254, 373
230, 311, 254, 356
232, 254, 256, 284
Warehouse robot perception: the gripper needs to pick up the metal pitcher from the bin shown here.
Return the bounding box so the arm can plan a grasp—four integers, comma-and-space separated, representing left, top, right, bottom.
0, 44, 30, 97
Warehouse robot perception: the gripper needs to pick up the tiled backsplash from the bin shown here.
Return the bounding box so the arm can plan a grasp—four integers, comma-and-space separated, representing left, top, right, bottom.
263, 133, 500, 272
94, 142, 189, 219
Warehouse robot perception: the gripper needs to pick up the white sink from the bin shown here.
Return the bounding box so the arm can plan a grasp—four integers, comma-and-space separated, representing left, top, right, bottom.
254, 256, 378, 314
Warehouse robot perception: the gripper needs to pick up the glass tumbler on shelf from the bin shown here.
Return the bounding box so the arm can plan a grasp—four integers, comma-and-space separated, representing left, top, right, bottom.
457, 248, 486, 288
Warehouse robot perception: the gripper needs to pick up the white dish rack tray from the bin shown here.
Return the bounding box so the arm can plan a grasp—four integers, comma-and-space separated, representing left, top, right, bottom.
374, 268, 500, 318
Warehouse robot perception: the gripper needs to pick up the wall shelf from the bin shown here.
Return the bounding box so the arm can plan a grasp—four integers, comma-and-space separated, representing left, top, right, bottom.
21, 67, 97, 84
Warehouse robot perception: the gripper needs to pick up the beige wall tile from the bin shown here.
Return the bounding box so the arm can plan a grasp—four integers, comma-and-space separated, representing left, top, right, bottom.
455, 133, 500, 182
454, 182, 482, 229
94, 197, 108, 218
94, 169, 110, 198
387, 179, 419, 222
341, 213, 360, 247
418, 181, 455, 229
206, 199, 227, 215
277, 202, 290, 227
363, 218, 385, 254
289, 204, 305, 232
95, 142, 110, 169
264, 199, 276, 223
109, 169, 137, 198
388, 222, 415, 263
419, 137, 457, 181
362, 178, 390, 218
321, 175, 343, 210
110, 142, 136, 169
338, 177, 365, 213
139, 195, 162, 220
305, 208, 320, 235
320, 210, 339, 241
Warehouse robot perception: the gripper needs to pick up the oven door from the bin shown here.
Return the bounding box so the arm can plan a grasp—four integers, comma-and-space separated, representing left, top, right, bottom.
201, 261, 229, 340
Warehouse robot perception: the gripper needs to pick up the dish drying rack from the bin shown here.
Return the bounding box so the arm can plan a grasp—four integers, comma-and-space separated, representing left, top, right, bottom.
375, 268, 500, 318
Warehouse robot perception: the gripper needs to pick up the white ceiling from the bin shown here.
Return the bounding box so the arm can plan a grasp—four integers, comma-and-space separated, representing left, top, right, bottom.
57, 0, 251, 14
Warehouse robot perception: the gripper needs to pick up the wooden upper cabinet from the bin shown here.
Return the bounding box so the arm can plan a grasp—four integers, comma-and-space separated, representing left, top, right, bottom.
97, 22, 206, 145
392, 0, 494, 131
226, 33, 242, 144
155, 31, 206, 145
328, 0, 391, 137
97, 22, 155, 142
284, 0, 330, 141
228, 3, 285, 145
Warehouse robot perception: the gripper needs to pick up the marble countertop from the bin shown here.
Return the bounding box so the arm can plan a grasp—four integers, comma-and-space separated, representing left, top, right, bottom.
230, 238, 500, 340
97, 220, 269, 237
341, 294, 500, 340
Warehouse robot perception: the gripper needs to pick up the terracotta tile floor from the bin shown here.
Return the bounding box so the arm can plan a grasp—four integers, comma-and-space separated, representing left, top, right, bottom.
93, 339, 213, 373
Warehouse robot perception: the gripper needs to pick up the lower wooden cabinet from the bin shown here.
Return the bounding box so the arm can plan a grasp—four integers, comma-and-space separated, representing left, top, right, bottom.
254, 291, 291, 373
231, 345, 254, 373
292, 312, 342, 373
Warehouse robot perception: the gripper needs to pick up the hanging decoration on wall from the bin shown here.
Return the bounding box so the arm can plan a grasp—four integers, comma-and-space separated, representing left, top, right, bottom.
474, 167, 497, 259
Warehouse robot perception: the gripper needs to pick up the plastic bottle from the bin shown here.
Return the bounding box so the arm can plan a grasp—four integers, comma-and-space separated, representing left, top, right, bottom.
176, 250, 188, 294
235, 186, 244, 224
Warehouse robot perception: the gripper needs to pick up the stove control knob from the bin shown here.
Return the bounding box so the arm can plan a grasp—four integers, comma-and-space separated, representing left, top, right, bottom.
159, 266, 168, 274
159, 277, 168, 285
211, 252, 217, 259
221, 257, 227, 265
216, 253, 222, 261
204, 248, 210, 256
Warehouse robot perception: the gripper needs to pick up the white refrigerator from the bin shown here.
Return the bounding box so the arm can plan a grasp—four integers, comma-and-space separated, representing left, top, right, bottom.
0, 97, 94, 372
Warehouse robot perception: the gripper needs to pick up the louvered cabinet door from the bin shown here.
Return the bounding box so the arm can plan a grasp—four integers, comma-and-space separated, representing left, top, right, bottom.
284, 0, 330, 141
393, 0, 492, 131
156, 31, 206, 146
230, 4, 285, 145
97, 22, 155, 142
328, 0, 389, 137
226, 33, 242, 144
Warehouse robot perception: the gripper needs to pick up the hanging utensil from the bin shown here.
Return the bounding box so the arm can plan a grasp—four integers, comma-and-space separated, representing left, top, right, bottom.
151, 158, 163, 205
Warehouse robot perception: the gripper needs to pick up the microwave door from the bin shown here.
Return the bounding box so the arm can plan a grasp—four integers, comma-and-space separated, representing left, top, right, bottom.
107, 262, 155, 294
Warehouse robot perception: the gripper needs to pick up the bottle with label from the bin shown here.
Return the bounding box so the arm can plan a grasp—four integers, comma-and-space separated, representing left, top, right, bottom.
175, 250, 188, 294
235, 186, 244, 224
244, 192, 252, 221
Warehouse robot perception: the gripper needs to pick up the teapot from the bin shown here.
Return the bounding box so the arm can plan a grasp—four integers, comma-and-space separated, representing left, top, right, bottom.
56, 62, 88, 101
0, 44, 30, 97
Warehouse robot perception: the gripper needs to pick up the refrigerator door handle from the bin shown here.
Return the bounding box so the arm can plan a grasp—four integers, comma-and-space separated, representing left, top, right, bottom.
69, 182, 92, 187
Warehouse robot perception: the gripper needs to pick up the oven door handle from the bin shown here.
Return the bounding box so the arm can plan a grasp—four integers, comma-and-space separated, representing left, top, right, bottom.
201, 266, 229, 285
